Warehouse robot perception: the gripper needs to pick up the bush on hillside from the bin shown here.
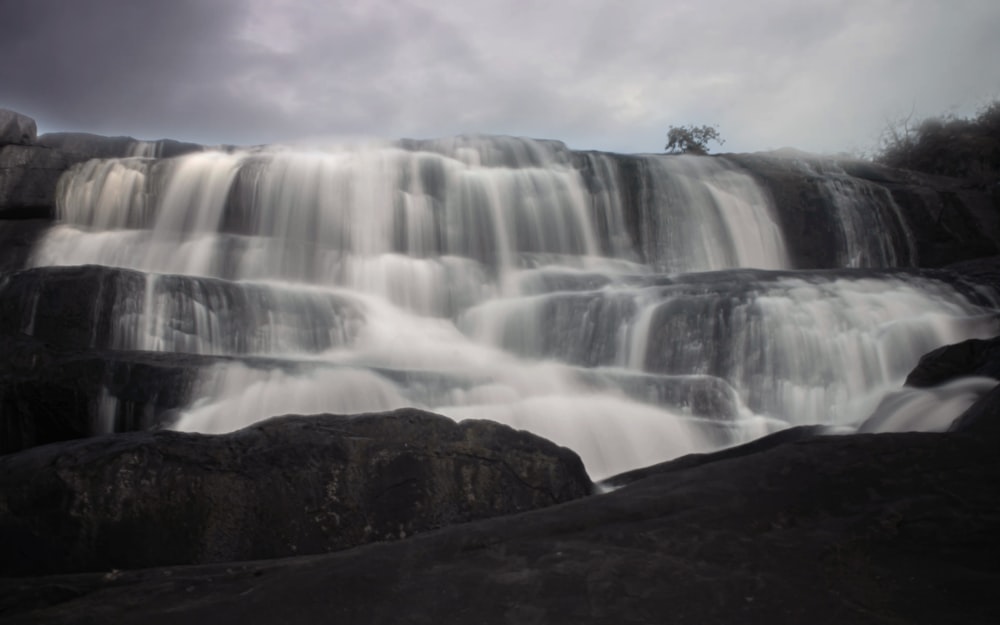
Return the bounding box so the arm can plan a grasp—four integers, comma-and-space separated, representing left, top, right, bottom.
876, 100, 1000, 188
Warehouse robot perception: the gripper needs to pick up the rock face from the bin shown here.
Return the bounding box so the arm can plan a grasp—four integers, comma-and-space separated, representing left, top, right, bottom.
728, 151, 1000, 268
0, 408, 591, 576
0, 265, 148, 350
0, 265, 367, 454
0, 111, 203, 222
575, 148, 1000, 270
0, 265, 362, 354
0, 109, 36, 146
0, 267, 211, 454
36, 132, 203, 160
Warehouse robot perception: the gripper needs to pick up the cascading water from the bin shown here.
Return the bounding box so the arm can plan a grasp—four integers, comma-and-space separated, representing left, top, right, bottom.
24, 137, 1000, 478
805, 160, 916, 268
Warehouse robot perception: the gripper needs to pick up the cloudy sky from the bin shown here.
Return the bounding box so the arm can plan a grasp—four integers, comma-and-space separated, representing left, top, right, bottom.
2, 0, 998, 154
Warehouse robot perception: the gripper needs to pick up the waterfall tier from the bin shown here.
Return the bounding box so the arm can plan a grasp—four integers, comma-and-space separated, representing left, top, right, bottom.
14, 136, 998, 478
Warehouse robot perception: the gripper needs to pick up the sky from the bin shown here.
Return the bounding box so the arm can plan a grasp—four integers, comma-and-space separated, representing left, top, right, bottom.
1, 0, 999, 155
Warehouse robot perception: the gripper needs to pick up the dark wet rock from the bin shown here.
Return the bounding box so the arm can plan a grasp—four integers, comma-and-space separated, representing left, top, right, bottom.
0, 333, 205, 454
0, 408, 591, 576
949, 383, 1000, 437
0, 265, 362, 354
2, 430, 997, 624
728, 152, 1000, 269
34, 132, 136, 158
599, 424, 831, 490
0, 219, 48, 272
905, 336, 1000, 387
890, 184, 1000, 268
0, 331, 371, 456
0, 109, 36, 146
945, 255, 1000, 296
727, 153, 873, 268
0, 265, 148, 350
0, 145, 73, 219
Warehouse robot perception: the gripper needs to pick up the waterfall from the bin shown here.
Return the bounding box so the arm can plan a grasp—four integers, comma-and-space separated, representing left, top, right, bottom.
24, 137, 999, 479
625, 155, 790, 272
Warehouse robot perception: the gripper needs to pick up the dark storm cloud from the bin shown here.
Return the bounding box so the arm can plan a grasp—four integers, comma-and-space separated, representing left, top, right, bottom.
0, 0, 258, 140
2, 0, 999, 153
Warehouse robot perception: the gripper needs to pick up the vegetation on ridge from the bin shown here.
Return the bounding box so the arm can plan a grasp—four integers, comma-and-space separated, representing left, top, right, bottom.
875, 99, 1000, 189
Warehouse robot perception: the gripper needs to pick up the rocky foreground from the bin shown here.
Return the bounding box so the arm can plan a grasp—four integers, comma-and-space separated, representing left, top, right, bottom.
0, 410, 997, 623
0, 339, 997, 624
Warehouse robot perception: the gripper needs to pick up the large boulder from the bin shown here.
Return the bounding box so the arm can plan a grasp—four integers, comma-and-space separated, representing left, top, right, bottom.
0, 109, 36, 146
0, 408, 592, 575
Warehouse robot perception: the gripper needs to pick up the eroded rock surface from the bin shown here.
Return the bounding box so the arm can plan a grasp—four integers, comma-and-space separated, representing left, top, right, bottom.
0, 408, 591, 576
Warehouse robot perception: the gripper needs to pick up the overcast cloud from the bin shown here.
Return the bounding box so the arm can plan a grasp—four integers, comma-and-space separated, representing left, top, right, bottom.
1, 0, 998, 154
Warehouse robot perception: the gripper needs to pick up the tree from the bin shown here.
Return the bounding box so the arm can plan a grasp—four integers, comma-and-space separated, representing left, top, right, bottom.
664, 124, 725, 155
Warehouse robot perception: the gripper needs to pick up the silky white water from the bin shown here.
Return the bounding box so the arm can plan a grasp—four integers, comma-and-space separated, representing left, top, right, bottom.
28, 137, 999, 479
